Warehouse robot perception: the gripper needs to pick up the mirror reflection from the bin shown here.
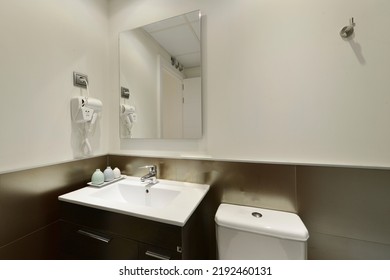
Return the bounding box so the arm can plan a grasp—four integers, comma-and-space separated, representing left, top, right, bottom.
119, 10, 202, 139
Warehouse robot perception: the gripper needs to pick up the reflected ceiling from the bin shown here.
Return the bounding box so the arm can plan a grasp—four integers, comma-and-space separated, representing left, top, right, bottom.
142, 11, 201, 68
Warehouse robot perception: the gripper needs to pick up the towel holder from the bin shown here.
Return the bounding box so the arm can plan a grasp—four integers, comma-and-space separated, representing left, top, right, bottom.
340, 17, 355, 39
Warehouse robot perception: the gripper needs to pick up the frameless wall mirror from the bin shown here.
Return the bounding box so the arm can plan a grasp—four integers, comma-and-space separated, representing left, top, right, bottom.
119, 10, 202, 139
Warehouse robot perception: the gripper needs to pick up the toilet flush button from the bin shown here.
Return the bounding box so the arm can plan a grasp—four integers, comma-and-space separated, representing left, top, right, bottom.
252, 212, 262, 218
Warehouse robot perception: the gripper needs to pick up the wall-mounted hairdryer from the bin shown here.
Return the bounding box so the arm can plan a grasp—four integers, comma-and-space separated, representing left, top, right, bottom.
71, 96, 103, 124
71, 96, 103, 154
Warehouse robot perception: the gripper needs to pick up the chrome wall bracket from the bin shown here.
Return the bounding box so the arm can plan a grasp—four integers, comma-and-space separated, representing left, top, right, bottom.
340, 17, 355, 39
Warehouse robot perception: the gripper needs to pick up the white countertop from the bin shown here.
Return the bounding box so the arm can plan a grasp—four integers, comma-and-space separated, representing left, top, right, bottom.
58, 176, 210, 226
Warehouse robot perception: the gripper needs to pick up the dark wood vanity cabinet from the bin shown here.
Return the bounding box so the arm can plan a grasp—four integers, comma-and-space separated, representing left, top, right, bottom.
60, 221, 140, 259
59, 201, 208, 260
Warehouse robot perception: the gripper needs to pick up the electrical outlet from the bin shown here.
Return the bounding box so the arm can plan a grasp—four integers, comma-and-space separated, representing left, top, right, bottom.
73, 72, 88, 88
121, 87, 130, 99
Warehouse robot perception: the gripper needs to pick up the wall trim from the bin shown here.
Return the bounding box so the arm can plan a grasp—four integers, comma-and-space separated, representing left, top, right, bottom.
0, 153, 108, 175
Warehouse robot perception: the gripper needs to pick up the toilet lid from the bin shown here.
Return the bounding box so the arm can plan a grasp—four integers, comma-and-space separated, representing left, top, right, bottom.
215, 203, 309, 241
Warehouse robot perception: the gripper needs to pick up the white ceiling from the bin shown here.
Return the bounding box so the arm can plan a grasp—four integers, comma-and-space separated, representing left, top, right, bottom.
142, 11, 201, 68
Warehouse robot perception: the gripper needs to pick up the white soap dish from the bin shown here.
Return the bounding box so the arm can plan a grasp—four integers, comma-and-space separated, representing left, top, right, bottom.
87, 176, 126, 187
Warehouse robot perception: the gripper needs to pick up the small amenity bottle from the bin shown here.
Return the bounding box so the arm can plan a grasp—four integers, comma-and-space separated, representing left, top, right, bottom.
113, 167, 121, 179
91, 169, 104, 185
104, 166, 114, 182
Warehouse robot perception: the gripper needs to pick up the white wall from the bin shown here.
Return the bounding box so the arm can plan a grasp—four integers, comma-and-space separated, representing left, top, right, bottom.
109, 0, 390, 168
0, 0, 109, 173
2, 0, 390, 173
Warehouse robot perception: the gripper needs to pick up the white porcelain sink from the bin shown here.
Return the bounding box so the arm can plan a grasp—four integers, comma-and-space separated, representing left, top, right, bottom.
90, 182, 180, 208
58, 176, 209, 226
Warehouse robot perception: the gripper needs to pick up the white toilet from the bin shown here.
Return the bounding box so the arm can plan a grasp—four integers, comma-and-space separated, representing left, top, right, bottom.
215, 203, 309, 259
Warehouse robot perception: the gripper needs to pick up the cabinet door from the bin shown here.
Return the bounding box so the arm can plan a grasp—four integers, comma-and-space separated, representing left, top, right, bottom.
60, 221, 138, 260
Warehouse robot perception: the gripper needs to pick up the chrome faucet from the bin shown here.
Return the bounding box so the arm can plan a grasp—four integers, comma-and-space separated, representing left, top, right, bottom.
140, 165, 158, 185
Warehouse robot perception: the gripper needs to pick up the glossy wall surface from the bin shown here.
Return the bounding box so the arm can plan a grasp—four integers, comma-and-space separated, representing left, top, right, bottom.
109, 155, 390, 260
0, 156, 107, 259
297, 166, 390, 259
1, 154, 389, 259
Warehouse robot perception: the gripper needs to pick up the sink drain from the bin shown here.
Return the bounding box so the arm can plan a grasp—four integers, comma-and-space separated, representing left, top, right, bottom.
252, 212, 262, 218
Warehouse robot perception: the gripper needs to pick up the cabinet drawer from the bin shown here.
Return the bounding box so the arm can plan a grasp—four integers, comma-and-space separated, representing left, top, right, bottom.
60, 202, 182, 252
60, 221, 138, 260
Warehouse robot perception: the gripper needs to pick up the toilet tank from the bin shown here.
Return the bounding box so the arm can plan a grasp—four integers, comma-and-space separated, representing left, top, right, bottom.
215, 204, 309, 260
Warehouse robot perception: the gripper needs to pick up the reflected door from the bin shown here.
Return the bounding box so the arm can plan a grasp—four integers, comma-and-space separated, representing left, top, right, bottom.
183, 77, 202, 138
161, 68, 183, 138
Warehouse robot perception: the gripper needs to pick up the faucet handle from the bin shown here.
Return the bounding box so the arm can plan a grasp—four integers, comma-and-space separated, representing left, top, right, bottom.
140, 165, 157, 172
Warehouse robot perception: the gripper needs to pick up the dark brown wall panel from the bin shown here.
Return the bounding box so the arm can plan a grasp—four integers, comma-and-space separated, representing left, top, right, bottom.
108, 155, 297, 213
0, 156, 107, 259
297, 166, 390, 259
2, 154, 390, 260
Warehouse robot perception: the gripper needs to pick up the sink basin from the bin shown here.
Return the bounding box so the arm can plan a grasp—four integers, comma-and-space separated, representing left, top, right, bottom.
90, 182, 180, 208
58, 176, 209, 226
